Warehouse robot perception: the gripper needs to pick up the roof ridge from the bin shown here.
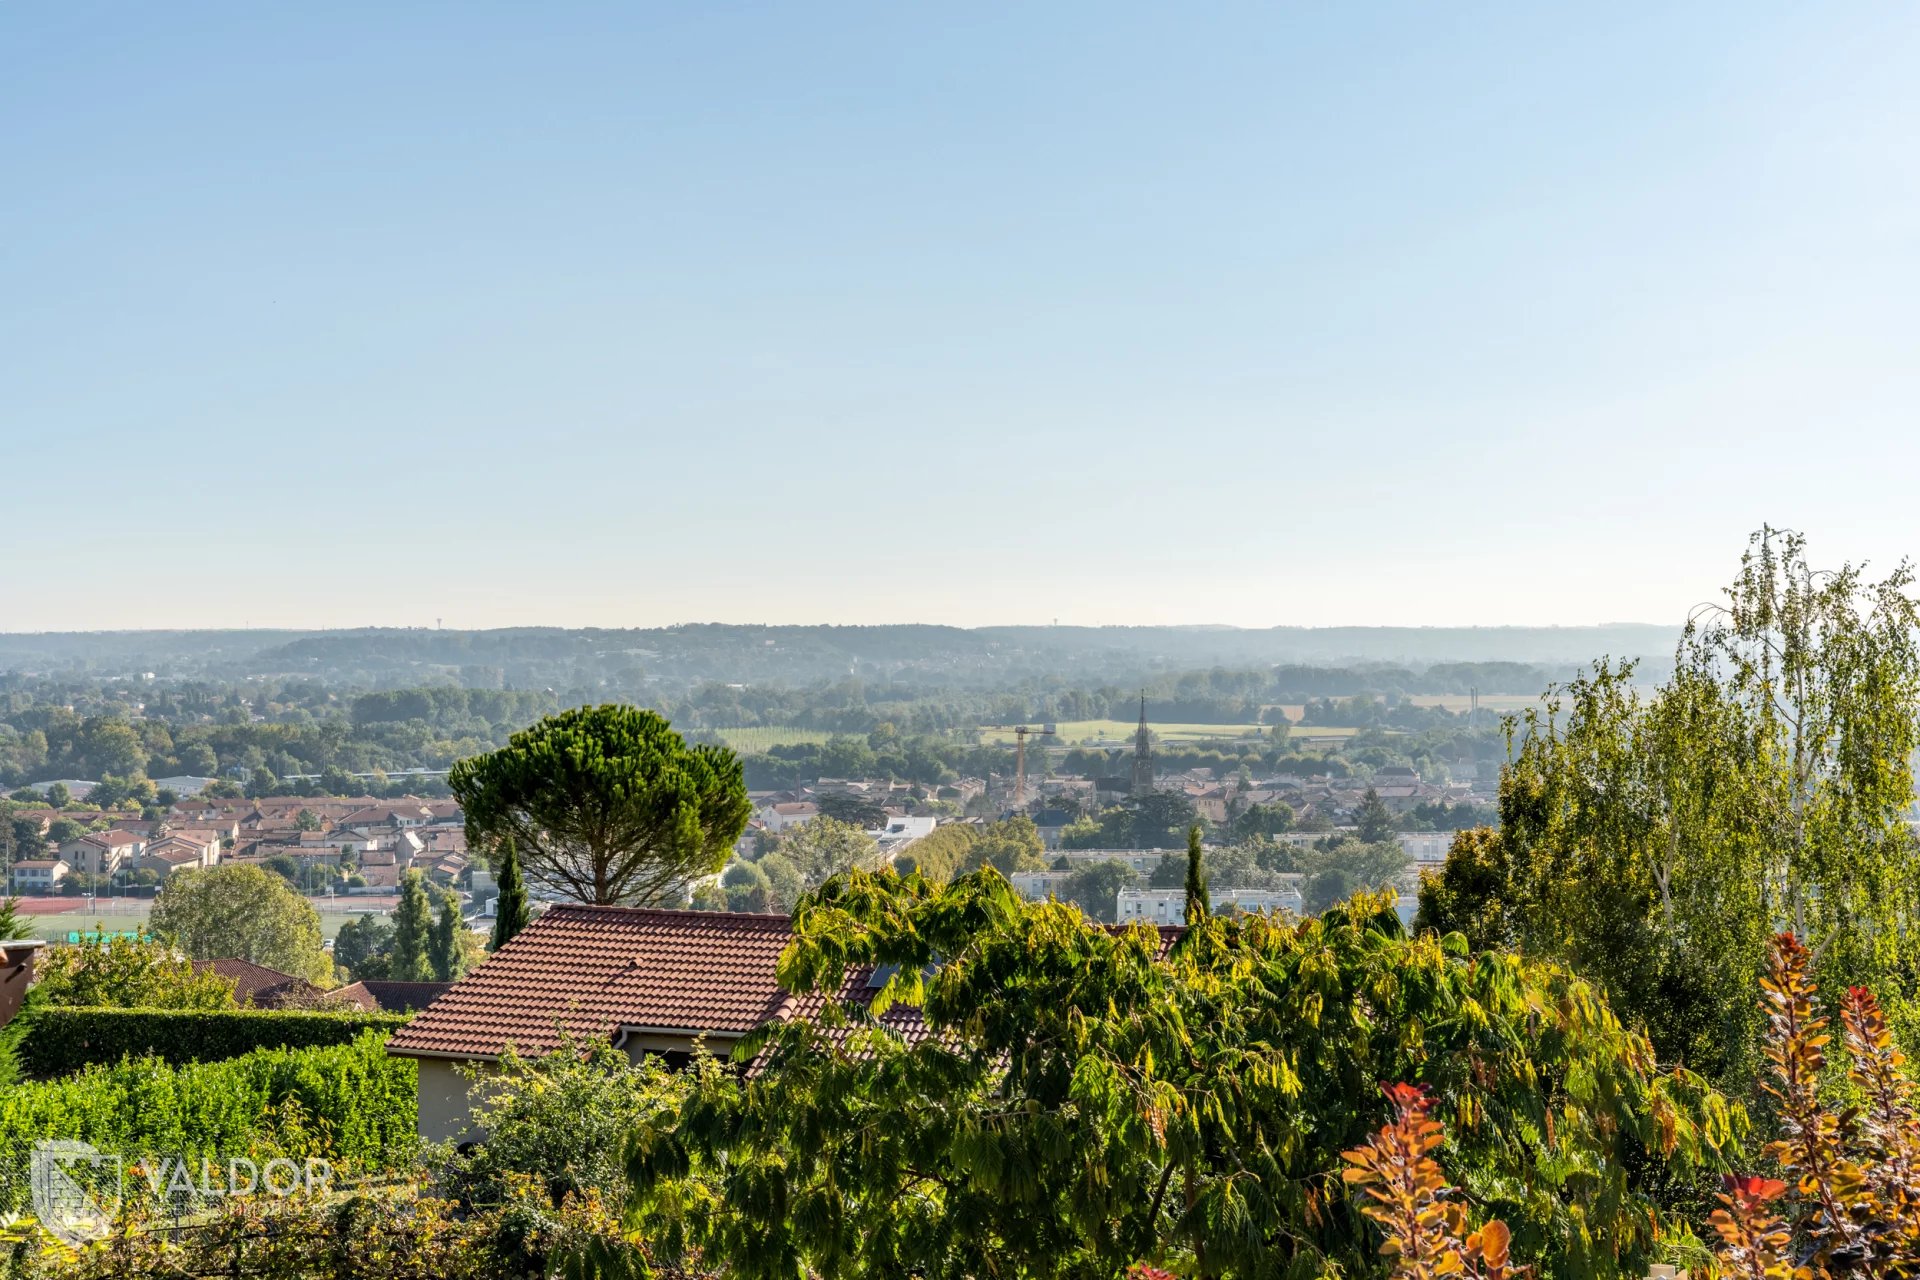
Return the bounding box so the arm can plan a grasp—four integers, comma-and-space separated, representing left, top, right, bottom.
546, 903, 794, 925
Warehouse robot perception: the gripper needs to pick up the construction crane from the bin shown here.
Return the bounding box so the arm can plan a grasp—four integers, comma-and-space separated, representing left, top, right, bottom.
1009, 723, 1056, 809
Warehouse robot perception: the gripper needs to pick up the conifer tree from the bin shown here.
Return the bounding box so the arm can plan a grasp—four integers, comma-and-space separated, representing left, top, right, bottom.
1354, 788, 1398, 844
450, 704, 751, 905
390, 871, 433, 982
1183, 823, 1209, 926
428, 892, 462, 982
491, 836, 531, 950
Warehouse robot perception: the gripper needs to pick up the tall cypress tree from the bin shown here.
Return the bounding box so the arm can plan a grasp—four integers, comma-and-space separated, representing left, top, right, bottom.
428, 892, 462, 982
390, 871, 433, 982
490, 837, 531, 950
1183, 824, 1209, 927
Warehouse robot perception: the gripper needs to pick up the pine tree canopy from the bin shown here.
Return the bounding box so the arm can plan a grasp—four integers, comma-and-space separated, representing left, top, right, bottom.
450, 703, 751, 906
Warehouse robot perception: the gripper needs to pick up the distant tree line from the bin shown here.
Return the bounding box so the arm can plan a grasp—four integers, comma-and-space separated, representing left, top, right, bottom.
0, 658, 1522, 798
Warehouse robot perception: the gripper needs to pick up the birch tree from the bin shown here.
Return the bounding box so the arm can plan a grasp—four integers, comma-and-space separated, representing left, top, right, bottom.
1421, 528, 1920, 1086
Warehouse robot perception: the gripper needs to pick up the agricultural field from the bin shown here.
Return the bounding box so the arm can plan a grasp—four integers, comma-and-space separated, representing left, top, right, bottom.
978, 719, 1278, 746
709, 726, 835, 752
1404, 692, 1548, 713
1257, 708, 1365, 735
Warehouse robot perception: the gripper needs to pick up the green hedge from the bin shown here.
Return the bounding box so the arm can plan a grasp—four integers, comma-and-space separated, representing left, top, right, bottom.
0, 1032, 418, 1213
25, 1006, 412, 1075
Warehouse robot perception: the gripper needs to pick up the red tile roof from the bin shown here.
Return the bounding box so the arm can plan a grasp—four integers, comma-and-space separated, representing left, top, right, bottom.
337, 804, 435, 828
193, 958, 319, 1007
333, 980, 454, 1014
386, 905, 799, 1060
387, 904, 1188, 1063
158, 827, 231, 843
143, 847, 206, 866
144, 835, 208, 855
72, 830, 145, 848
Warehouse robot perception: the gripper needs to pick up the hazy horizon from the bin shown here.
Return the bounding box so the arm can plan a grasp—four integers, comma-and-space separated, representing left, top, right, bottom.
8, 4, 1917, 630
0, 621, 1689, 690
0, 620, 1680, 636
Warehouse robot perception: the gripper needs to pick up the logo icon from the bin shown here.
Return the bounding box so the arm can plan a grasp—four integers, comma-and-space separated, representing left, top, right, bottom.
29, 1141, 121, 1245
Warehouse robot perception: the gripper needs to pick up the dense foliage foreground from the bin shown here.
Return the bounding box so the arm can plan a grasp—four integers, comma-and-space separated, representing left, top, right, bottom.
0, 1037, 657, 1280
21, 873, 1920, 1279
20, 870, 1721, 1279
629, 869, 1739, 1280
0, 1032, 415, 1215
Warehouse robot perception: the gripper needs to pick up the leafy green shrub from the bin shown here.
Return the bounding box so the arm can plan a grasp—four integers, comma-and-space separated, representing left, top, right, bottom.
633, 869, 1742, 1280
0, 989, 35, 1089
434, 1036, 703, 1211
25, 1007, 409, 1074
0, 1176, 661, 1280
0, 1032, 416, 1213
30, 935, 237, 1010
151, 865, 334, 984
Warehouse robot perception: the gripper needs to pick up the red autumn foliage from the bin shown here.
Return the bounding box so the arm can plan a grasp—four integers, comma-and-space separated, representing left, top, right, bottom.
1707, 932, 1920, 1279
1341, 1082, 1525, 1280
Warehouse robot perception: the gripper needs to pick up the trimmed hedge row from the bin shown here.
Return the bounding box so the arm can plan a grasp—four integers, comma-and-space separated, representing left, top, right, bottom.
25, 1007, 412, 1075
0, 1032, 418, 1212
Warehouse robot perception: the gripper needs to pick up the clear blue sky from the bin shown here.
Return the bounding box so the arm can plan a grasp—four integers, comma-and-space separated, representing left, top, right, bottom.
6, 4, 1917, 631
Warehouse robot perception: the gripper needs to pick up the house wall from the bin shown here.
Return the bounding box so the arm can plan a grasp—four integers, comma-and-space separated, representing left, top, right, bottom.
1397, 832, 1453, 864
9, 864, 69, 893
756, 805, 817, 833
414, 1057, 492, 1144
60, 839, 135, 876
410, 1033, 745, 1142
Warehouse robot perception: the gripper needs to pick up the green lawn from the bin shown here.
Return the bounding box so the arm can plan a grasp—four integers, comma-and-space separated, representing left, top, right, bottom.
710, 726, 835, 752
979, 719, 1280, 746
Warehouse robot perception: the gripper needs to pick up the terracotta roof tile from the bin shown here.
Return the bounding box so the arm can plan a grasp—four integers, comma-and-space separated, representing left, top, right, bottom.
334, 980, 454, 1013
193, 958, 320, 1007
388, 906, 1189, 1063
386, 905, 798, 1060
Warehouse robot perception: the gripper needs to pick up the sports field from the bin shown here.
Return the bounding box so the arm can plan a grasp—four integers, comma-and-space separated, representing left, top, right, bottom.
12, 895, 397, 943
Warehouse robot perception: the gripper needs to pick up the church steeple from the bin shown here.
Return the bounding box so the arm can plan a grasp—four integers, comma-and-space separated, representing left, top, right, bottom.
1131, 691, 1154, 798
